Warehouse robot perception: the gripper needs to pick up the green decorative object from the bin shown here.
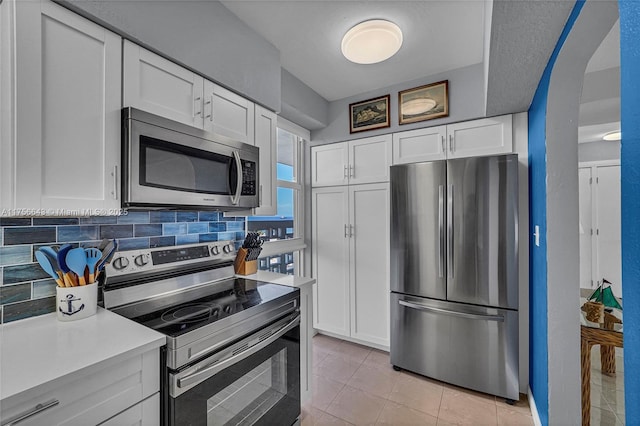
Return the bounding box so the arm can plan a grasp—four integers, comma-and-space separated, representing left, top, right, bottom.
588, 279, 623, 310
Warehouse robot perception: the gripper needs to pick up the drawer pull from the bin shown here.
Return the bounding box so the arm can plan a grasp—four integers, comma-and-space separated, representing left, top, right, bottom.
1, 399, 59, 426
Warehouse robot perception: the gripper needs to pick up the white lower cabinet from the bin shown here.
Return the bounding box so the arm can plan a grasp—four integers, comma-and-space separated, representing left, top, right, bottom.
100, 394, 160, 426
0, 349, 159, 426
312, 183, 390, 348
1, 0, 121, 213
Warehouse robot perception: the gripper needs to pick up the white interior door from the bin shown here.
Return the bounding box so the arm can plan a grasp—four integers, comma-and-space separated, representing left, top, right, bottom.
595, 165, 622, 297
578, 167, 594, 289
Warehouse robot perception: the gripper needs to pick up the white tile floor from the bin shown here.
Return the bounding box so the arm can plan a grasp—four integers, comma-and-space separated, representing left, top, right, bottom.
302, 334, 534, 426
590, 346, 625, 426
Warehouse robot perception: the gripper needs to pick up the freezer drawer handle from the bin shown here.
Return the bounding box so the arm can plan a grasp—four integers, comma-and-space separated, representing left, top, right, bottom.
398, 300, 504, 322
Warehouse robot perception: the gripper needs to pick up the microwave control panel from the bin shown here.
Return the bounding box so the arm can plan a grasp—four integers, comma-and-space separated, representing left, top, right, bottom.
241, 160, 257, 195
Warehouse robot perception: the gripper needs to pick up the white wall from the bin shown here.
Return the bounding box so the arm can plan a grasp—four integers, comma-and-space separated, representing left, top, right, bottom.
579, 140, 620, 162
310, 63, 485, 145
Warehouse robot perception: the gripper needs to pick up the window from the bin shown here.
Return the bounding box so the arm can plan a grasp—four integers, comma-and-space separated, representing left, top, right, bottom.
248, 118, 308, 275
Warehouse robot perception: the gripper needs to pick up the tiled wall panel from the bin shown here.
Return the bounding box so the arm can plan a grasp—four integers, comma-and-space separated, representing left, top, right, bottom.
0, 212, 246, 323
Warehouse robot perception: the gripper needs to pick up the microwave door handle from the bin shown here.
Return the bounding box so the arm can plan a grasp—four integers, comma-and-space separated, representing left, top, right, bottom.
230, 150, 242, 205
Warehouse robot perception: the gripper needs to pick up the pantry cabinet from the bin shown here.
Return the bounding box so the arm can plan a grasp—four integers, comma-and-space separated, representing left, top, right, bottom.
311, 134, 392, 187
312, 183, 390, 348
1, 0, 121, 213
392, 114, 513, 164
579, 162, 622, 296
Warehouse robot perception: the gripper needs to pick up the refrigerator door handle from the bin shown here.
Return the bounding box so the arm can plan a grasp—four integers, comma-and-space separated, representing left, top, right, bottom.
398, 300, 505, 322
447, 184, 454, 279
438, 184, 444, 278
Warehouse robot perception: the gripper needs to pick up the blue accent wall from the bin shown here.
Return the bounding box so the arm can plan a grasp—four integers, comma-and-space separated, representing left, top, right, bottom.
619, 2, 640, 421
527, 2, 584, 424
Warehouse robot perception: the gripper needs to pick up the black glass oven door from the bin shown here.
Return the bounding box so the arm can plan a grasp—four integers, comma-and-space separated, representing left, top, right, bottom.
169, 314, 300, 426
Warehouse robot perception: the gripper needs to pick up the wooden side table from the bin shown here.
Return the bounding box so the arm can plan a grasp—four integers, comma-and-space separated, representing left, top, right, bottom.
580, 323, 623, 426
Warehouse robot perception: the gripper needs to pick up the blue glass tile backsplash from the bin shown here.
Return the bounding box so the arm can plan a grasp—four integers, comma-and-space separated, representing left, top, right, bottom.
0, 211, 246, 324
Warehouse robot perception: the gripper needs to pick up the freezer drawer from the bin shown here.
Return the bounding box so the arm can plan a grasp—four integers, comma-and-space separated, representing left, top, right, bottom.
390, 293, 519, 400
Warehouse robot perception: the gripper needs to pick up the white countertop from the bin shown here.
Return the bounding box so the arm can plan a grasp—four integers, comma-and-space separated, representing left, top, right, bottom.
238, 270, 315, 288
0, 307, 165, 401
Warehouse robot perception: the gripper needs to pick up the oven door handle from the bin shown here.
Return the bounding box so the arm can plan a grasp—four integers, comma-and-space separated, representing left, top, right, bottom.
176, 313, 300, 390
230, 150, 242, 205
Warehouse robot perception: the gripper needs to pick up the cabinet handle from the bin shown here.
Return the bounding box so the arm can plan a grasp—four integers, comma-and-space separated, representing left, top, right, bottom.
344, 224, 348, 238
111, 165, 118, 200
194, 96, 202, 117
344, 165, 348, 179
349, 224, 354, 237
449, 134, 454, 152
259, 184, 263, 205
1, 399, 59, 426
441, 135, 446, 153
205, 96, 213, 121
349, 164, 354, 178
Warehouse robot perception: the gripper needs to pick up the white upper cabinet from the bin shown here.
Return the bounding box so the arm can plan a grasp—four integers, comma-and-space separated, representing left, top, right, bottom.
124, 40, 204, 128
392, 126, 447, 164
446, 115, 513, 159
312, 134, 392, 187
392, 115, 514, 165
204, 82, 255, 144
253, 105, 277, 215
5, 0, 121, 212
124, 42, 256, 146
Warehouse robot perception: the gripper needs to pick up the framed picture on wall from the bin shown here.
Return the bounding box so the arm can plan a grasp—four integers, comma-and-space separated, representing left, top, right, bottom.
349, 94, 391, 133
399, 80, 449, 124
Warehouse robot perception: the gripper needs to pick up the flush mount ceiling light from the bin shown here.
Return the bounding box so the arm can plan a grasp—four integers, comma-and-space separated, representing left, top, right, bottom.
603, 131, 622, 141
341, 19, 403, 64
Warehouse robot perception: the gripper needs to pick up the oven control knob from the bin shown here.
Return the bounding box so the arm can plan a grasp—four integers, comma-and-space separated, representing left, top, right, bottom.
112, 256, 130, 270
134, 254, 149, 267
223, 305, 231, 313
223, 244, 234, 254
211, 246, 220, 256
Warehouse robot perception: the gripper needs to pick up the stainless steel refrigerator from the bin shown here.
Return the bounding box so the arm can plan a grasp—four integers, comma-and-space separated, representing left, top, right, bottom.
390, 153, 519, 401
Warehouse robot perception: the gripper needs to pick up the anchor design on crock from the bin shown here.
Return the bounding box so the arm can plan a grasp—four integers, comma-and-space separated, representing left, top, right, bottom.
59, 293, 85, 316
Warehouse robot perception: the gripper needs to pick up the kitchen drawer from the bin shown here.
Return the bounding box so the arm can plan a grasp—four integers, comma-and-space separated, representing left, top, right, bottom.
0, 349, 159, 426
99, 393, 159, 426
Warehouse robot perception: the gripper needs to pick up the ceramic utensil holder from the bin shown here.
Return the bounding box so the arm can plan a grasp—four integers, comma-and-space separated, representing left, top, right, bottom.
56, 282, 98, 321
234, 248, 257, 275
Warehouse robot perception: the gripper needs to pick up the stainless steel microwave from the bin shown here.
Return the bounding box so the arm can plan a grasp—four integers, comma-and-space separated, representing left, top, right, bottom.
122, 108, 259, 210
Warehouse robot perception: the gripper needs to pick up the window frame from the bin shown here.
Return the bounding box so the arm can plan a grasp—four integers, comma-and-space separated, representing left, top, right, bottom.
253, 117, 309, 275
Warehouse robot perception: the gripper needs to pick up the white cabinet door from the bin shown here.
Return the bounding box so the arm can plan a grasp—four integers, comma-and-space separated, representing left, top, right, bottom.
311, 143, 349, 187
123, 40, 204, 128
13, 0, 121, 211
350, 135, 392, 184
349, 183, 390, 347
578, 167, 594, 289
447, 115, 513, 159
204, 81, 255, 144
100, 394, 159, 426
392, 126, 447, 164
312, 186, 350, 336
595, 165, 622, 296
253, 105, 277, 215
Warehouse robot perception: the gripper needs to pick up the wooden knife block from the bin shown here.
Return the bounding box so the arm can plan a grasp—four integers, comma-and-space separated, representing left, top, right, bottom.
234, 248, 257, 275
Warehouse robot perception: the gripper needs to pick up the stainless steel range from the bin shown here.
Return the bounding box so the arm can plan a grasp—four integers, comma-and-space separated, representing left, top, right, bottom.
103, 241, 301, 426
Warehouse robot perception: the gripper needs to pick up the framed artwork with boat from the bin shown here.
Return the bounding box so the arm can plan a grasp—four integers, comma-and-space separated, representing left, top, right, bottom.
349, 94, 391, 133
399, 80, 449, 124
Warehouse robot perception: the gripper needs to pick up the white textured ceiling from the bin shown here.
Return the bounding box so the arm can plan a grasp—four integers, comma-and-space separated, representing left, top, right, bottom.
221, 0, 485, 102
